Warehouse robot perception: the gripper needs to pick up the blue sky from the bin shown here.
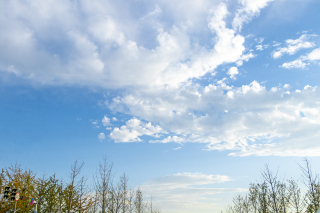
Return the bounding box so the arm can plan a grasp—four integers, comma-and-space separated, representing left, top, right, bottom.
1, 0, 320, 212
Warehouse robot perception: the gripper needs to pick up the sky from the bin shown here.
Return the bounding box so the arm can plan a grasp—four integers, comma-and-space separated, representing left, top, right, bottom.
1, 0, 320, 212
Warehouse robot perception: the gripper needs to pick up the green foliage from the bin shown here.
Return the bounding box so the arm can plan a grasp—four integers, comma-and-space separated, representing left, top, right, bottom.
0, 161, 160, 213
0, 164, 36, 213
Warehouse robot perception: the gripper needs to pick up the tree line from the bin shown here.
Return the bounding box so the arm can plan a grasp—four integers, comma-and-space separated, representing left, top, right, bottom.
225, 158, 320, 213
0, 156, 161, 213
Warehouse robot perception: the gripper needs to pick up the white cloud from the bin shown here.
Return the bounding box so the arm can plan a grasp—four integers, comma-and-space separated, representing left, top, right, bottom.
281, 47, 320, 69
236, 52, 255, 66
110, 118, 166, 142
140, 5, 162, 20
273, 42, 281, 47
148, 172, 232, 186
256, 44, 269, 51
232, 0, 275, 31
112, 117, 117, 121
5, 0, 313, 158
227, 91, 234, 99
102, 116, 111, 126
255, 38, 265, 51
256, 37, 264, 43
273, 34, 315, 59
303, 47, 320, 61
98, 132, 106, 140
88, 17, 125, 46
151, 136, 186, 143
0, 0, 257, 88
140, 173, 246, 213
227, 67, 239, 79
92, 120, 100, 128
281, 60, 307, 69
283, 84, 290, 89
256, 44, 264, 51
108, 81, 320, 157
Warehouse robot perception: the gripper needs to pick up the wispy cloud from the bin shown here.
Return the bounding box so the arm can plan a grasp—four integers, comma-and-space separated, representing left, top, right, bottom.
281, 47, 320, 69
273, 34, 316, 59
140, 5, 162, 20
232, 0, 275, 31
140, 173, 246, 213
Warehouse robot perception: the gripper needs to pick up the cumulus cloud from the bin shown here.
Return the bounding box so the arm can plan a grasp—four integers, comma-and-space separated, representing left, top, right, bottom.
98, 132, 106, 140
5, 0, 312, 158
0, 0, 255, 88
227, 67, 239, 79
108, 81, 320, 157
273, 34, 315, 59
281, 60, 307, 69
140, 173, 246, 212
110, 118, 166, 142
303, 47, 320, 61
283, 84, 290, 89
102, 116, 111, 126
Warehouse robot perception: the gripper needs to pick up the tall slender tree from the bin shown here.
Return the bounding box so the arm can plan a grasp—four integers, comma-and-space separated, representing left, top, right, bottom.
299, 158, 320, 213
94, 155, 113, 213
66, 160, 84, 213
248, 183, 258, 213
120, 173, 128, 213
135, 188, 145, 213
288, 178, 307, 213
261, 165, 281, 213
36, 173, 50, 213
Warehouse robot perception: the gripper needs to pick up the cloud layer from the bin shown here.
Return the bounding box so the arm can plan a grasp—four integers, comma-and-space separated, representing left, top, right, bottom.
108, 81, 320, 157
4, 0, 320, 158
0, 0, 254, 88
140, 173, 246, 213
